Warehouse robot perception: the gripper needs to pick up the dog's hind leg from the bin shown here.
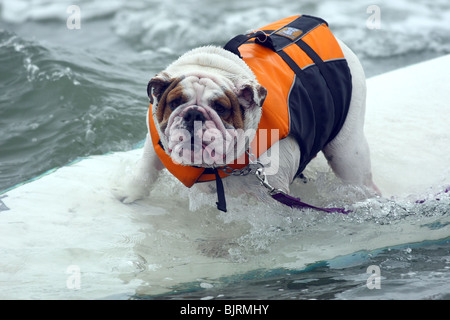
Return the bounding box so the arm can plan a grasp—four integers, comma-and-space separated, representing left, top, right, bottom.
322, 40, 380, 196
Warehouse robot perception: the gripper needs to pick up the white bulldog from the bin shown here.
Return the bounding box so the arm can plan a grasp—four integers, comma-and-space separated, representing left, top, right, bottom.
118, 18, 380, 208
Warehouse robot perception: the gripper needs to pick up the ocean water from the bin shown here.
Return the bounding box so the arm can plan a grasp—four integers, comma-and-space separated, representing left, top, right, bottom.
1, 0, 450, 300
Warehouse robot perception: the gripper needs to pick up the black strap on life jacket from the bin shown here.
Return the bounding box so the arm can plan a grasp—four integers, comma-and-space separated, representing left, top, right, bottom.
213, 168, 227, 212
224, 15, 327, 56
223, 30, 269, 58
223, 34, 250, 58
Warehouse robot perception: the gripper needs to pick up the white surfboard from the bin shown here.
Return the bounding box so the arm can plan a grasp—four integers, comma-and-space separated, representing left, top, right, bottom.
1, 55, 449, 299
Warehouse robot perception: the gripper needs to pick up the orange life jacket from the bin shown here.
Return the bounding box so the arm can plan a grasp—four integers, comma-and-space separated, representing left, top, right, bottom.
148, 15, 352, 190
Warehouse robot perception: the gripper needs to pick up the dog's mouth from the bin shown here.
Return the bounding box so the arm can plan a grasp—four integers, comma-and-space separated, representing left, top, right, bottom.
167, 123, 235, 166
161, 105, 242, 166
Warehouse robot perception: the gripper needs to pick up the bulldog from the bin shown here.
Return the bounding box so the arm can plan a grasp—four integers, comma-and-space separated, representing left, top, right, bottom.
117, 15, 380, 209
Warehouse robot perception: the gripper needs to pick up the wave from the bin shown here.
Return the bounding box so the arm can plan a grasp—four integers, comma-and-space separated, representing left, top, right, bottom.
3, 0, 449, 59
0, 30, 147, 190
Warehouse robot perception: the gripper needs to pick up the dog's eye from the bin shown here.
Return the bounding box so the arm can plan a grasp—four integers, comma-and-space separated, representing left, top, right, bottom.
169, 98, 182, 110
213, 102, 229, 115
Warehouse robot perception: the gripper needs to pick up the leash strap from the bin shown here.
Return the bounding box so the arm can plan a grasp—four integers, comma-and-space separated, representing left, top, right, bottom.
271, 191, 350, 214
253, 166, 350, 214
416, 186, 450, 204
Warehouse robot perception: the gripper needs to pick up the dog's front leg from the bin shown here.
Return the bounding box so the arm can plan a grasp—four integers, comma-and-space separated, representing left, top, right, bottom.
116, 133, 164, 203
258, 136, 301, 195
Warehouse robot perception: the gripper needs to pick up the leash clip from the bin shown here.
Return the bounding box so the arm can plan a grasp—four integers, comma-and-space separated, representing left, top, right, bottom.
219, 147, 263, 176
247, 148, 284, 196
254, 166, 284, 196
255, 167, 274, 193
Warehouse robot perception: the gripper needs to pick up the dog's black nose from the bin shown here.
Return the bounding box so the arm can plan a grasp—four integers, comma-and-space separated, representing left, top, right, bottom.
183, 109, 205, 131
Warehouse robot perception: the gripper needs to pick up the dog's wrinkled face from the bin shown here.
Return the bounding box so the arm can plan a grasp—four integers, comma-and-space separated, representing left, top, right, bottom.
148, 72, 266, 167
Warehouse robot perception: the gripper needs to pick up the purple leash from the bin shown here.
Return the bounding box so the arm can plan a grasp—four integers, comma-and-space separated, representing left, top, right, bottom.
271, 191, 351, 214
218, 150, 350, 214
415, 186, 450, 204
254, 166, 350, 214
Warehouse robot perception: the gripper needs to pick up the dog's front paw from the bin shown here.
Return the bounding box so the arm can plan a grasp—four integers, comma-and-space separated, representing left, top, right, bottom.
113, 189, 147, 204
112, 178, 151, 204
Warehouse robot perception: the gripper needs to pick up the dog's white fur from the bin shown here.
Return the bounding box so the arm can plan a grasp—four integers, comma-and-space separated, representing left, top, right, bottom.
117, 39, 379, 204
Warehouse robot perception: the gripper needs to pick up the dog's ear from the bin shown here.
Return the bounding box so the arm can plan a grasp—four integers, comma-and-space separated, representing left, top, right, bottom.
147, 72, 173, 104
235, 80, 267, 110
